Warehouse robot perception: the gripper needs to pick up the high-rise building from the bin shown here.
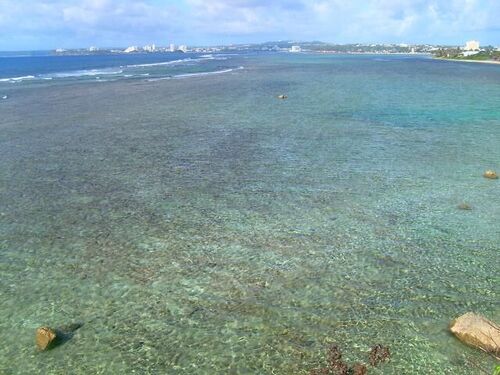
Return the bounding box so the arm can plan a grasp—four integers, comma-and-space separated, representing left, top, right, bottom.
169, 43, 176, 52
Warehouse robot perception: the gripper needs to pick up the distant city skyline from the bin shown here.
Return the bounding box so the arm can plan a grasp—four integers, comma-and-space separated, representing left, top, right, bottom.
0, 0, 499, 51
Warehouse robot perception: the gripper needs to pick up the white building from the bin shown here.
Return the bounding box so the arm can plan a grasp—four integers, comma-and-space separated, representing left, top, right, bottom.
169, 43, 176, 52
290, 45, 301, 53
178, 45, 188, 53
89, 46, 99, 52
464, 40, 480, 51
124, 46, 139, 53
463, 50, 480, 57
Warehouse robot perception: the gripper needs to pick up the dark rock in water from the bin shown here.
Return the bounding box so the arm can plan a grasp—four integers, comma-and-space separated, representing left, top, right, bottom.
327, 344, 349, 375
352, 363, 368, 375
483, 170, 498, 179
327, 344, 342, 364
35, 327, 57, 351
457, 203, 472, 210
450, 312, 500, 356
369, 344, 390, 366
331, 361, 349, 375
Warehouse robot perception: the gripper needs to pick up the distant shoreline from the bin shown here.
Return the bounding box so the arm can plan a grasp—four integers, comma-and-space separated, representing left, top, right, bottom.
314, 51, 431, 56
438, 58, 500, 65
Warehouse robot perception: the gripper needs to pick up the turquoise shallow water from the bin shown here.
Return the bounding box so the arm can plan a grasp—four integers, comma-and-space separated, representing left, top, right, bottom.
0, 54, 499, 374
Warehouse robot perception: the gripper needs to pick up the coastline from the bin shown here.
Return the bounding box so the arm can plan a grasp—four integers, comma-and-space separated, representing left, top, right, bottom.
437, 57, 500, 65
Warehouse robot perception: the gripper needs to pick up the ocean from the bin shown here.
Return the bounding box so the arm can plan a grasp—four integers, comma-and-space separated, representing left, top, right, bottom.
0, 51, 242, 83
0, 52, 499, 374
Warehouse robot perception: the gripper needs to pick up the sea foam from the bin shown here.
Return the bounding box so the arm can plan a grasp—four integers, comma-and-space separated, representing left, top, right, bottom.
0, 75, 36, 83
173, 67, 243, 79
43, 68, 123, 79
146, 66, 244, 82
126, 56, 217, 68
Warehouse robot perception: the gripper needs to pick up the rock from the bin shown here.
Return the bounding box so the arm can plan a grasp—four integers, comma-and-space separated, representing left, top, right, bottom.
450, 312, 500, 356
35, 326, 57, 351
483, 170, 498, 179
457, 203, 472, 210
277, 94, 288, 99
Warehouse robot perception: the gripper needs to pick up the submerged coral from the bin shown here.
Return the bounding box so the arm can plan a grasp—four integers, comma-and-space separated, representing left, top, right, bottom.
308, 343, 390, 374
369, 344, 391, 367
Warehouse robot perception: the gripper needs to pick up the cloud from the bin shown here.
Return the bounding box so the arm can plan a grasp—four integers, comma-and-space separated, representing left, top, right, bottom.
187, 0, 500, 44
185, 0, 308, 36
0, 0, 498, 50
0, 0, 182, 48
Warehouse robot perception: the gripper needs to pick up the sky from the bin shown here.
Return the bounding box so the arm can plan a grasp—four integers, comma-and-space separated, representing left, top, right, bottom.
0, 0, 499, 50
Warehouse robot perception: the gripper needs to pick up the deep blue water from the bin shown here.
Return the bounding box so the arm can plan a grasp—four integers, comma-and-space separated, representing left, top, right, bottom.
0, 51, 242, 82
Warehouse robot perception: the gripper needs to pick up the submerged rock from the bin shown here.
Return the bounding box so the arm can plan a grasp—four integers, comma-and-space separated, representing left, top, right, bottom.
457, 203, 472, 210
483, 170, 498, 179
326, 344, 349, 375
450, 312, 500, 356
35, 327, 57, 351
369, 344, 390, 366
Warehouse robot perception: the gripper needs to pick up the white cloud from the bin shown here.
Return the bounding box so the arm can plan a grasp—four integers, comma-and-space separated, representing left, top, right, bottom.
184, 0, 499, 43
0, 0, 498, 49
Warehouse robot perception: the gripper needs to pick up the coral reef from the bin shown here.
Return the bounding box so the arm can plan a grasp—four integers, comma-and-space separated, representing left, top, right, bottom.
327, 345, 349, 375
308, 344, 350, 375
369, 344, 391, 367
309, 343, 386, 374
